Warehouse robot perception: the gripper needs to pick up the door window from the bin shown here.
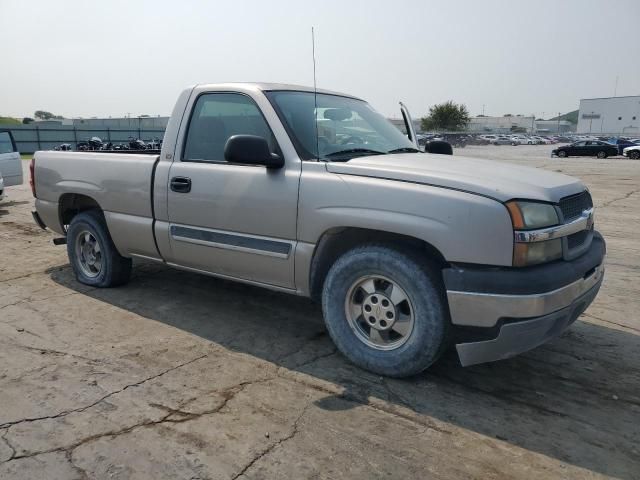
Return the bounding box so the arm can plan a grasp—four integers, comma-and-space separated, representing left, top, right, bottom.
0, 132, 15, 154
182, 93, 278, 162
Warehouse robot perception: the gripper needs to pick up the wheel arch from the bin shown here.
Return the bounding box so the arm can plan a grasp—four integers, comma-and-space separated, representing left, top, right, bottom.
308, 226, 448, 302
58, 193, 103, 233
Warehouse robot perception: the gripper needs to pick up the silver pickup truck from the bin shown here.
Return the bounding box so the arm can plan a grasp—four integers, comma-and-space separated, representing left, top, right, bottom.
31, 83, 605, 377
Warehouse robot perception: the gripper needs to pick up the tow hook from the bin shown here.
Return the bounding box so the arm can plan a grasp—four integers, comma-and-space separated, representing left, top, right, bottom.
52, 237, 67, 246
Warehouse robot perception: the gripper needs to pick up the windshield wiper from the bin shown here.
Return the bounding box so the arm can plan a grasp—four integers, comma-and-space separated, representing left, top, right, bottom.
325, 148, 387, 159
387, 147, 421, 154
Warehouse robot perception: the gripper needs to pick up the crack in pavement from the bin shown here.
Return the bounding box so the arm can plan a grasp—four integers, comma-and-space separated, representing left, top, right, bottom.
0, 269, 59, 285
599, 188, 640, 208
0, 429, 16, 462
0, 347, 454, 468
230, 403, 311, 480
0, 290, 93, 311
0, 341, 102, 363
583, 313, 640, 334
65, 450, 90, 480
3, 377, 272, 465
0, 353, 209, 431
276, 364, 452, 435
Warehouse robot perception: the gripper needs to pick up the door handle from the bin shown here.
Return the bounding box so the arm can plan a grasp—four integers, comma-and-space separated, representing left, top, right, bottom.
170, 176, 191, 193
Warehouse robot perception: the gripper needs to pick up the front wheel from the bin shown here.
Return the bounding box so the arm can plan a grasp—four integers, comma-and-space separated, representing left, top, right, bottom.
321, 245, 449, 377
596, 150, 608, 159
66, 210, 132, 287
557, 150, 568, 158
629, 150, 640, 160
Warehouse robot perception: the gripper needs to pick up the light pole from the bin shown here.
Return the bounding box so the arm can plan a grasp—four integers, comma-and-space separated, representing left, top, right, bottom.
589, 111, 594, 134
557, 112, 561, 133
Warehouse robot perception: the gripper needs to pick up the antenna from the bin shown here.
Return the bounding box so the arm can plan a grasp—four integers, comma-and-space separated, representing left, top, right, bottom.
312, 27, 320, 160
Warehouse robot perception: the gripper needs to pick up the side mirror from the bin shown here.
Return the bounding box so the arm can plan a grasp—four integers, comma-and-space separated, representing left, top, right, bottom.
425, 140, 453, 155
224, 135, 284, 169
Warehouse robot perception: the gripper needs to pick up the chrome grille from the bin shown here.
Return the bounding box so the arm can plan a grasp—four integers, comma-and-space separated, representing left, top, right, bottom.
567, 229, 590, 249
559, 191, 593, 221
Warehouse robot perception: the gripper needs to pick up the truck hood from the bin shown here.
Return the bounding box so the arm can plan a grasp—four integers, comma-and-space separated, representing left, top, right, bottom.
325, 153, 585, 203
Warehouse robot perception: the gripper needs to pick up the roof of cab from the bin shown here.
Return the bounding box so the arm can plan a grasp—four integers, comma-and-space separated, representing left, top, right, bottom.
193, 82, 363, 101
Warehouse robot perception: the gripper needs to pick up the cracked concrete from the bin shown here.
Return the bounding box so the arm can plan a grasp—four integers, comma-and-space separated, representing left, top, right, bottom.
1, 147, 639, 479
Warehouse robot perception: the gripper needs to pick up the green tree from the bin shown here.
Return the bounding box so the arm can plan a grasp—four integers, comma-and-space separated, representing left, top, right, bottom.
34, 110, 64, 120
420, 101, 469, 132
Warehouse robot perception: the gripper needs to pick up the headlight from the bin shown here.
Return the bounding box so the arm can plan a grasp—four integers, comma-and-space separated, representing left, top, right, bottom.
513, 239, 563, 267
506, 201, 562, 266
506, 201, 559, 230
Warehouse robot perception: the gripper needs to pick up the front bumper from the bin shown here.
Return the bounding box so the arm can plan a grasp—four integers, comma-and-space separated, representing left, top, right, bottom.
444, 232, 605, 366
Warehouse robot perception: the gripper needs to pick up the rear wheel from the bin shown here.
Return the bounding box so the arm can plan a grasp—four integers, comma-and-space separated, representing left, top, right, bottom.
321, 245, 449, 377
66, 210, 132, 287
596, 150, 608, 159
557, 150, 568, 158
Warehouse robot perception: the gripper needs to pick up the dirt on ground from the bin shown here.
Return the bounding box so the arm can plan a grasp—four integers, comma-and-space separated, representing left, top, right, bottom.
0, 145, 638, 479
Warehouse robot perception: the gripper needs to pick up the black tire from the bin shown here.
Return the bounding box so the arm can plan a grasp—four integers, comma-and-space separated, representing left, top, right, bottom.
629, 150, 640, 160
596, 151, 607, 159
66, 210, 132, 287
557, 150, 568, 158
321, 245, 449, 378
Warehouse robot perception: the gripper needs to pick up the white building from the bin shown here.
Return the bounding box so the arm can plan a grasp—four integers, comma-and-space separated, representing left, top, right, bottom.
577, 96, 640, 135
467, 115, 535, 134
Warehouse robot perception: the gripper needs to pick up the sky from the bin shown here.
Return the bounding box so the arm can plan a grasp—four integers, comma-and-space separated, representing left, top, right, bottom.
1, 0, 639, 120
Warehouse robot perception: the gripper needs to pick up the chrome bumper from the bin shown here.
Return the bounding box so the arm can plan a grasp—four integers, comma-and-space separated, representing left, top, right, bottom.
447, 262, 604, 329
455, 272, 603, 366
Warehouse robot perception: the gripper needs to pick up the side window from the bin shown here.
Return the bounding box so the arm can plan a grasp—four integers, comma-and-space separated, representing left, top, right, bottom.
183, 93, 278, 162
0, 132, 15, 154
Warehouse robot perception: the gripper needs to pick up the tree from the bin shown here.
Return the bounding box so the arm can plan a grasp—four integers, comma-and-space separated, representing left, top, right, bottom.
22, 117, 34, 124
34, 110, 64, 120
420, 101, 469, 132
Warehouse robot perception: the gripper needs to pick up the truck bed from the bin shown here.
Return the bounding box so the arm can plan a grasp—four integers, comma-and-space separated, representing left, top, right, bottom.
33, 150, 161, 259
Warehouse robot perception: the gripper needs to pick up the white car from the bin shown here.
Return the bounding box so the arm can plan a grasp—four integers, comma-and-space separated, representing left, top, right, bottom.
512, 136, 534, 145
622, 145, 640, 159
532, 136, 551, 145
0, 130, 23, 188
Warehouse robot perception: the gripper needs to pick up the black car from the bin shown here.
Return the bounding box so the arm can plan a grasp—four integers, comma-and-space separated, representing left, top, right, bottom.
552, 140, 618, 159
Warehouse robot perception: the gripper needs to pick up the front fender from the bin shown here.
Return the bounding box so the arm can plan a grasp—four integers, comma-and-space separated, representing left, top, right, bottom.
299, 167, 514, 267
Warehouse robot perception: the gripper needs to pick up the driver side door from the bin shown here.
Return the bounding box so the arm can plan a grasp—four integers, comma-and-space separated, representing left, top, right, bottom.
164, 92, 300, 290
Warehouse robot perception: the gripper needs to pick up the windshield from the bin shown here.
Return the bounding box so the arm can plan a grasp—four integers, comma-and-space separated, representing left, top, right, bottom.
265, 91, 416, 161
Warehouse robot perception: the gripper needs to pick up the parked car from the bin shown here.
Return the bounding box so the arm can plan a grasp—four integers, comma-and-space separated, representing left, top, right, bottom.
466, 135, 490, 145
31, 83, 605, 377
552, 140, 619, 159
0, 173, 4, 202
609, 138, 638, 155
622, 145, 640, 159
481, 135, 515, 145
511, 136, 533, 145
0, 129, 24, 188
442, 134, 467, 148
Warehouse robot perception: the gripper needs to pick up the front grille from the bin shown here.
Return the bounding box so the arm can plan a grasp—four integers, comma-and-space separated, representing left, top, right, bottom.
567, 229, 589, 249
559, 191, 593, 221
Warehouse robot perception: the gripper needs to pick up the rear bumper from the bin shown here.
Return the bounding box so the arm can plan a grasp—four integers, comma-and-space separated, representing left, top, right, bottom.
32, 210, 47, 230
443, 232, 605, 366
